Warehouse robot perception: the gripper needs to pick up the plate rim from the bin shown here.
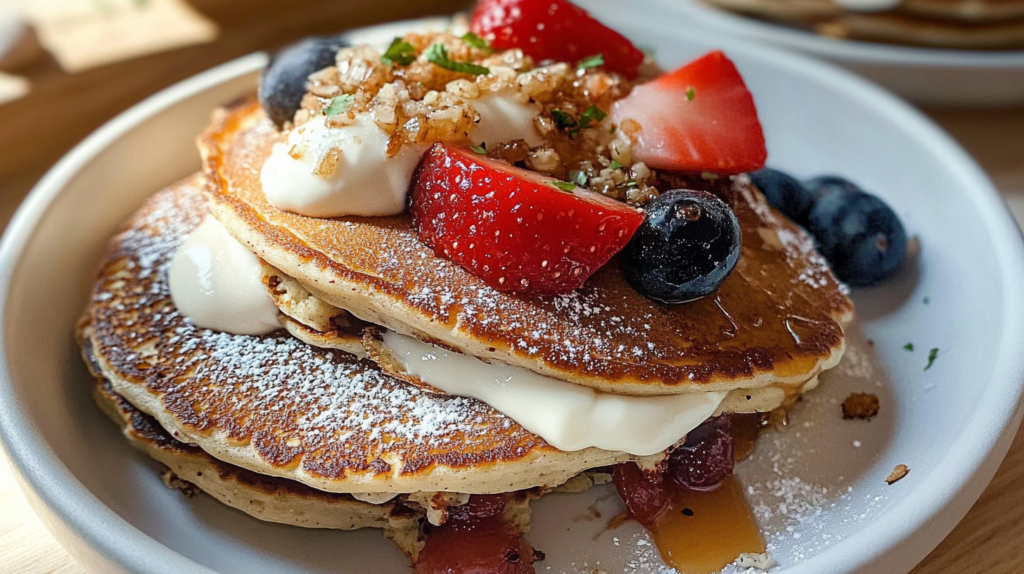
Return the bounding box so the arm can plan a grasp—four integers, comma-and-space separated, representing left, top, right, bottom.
0, 14, 1022, 574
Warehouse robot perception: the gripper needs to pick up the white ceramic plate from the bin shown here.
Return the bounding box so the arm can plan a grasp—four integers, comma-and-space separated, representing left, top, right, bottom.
648, 0, 1024, 107
2, 5, 1024, 574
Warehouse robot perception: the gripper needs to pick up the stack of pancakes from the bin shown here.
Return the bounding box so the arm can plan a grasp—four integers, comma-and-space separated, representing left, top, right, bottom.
704, 0, 1024, 48
78, 95, 854, 561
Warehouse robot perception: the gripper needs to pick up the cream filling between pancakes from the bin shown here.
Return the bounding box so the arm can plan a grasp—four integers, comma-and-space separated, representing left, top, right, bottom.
382, 331, 727, 457
169, 218, 726, 457
169, 216, 281, 335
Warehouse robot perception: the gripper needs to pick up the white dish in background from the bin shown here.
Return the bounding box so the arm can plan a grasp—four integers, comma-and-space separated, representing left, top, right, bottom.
1, 4, 1024, 574
648, 0, 1024, 107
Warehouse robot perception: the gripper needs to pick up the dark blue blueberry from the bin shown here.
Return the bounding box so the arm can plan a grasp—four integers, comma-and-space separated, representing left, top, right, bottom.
259, 35, 349, 128
625, 189, 741, 303
749, 167, 815, 223
804, 175, 862, 201
805, 180, 907, 287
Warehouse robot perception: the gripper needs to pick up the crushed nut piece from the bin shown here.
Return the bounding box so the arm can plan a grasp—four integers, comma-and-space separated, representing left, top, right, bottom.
886, 464, 910, 485
842, 392, 880, 420
160, 470, 199, 498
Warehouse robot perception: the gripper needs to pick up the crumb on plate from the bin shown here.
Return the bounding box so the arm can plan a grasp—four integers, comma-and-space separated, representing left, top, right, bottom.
886, 464, 910, 485
842, 392, 880, 420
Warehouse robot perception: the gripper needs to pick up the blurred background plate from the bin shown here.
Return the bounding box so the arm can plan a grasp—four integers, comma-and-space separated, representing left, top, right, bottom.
650, 0, 1024, 107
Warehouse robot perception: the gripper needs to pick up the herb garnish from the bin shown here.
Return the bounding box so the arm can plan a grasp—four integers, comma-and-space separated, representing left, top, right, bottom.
903, 342, 914, 351
925, 348, 940, 371
425, 43, 490, 75
324, 94, 354, 116
686, 87, 696, 101
470, 144, 487, 154
574, 171, 588, 187
381, 37, 417, 66
551, 109, 576, 129
461, 32, 492, 53
551, 105, 608, 137
552, 180, 576, 192
609, 159, 623, 170
577, 54, 604, 70
577, 105, 607, 132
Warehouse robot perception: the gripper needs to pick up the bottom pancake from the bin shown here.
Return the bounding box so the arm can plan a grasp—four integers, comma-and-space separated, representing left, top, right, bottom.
91, 377, 425, 554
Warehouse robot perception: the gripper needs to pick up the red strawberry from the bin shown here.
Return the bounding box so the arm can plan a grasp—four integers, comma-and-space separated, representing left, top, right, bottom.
470, 0, 644, 79
610, 50, 766, 175
410, 143, 644, 295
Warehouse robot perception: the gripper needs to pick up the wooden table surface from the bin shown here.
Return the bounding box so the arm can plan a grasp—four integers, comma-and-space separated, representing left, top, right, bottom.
0, 1, 1022, 572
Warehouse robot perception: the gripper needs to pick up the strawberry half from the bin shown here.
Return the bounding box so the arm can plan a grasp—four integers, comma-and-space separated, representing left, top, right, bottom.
470, 0, 644, 79
410, 143, 645, 295
610, 50, 766, 175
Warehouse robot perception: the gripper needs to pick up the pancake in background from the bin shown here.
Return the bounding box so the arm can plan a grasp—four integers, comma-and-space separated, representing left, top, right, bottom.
705, 0, 1024, 47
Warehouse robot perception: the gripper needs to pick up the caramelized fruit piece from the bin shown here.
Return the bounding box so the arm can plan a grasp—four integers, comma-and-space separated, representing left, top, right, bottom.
414, 494, 539, 574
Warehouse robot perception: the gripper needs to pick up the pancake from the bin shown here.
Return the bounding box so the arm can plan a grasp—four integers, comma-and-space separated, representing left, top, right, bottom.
80, 174, 662, 495
89, 376, 411, 533
200, 97, 854, 397
705, 0, 1024, 47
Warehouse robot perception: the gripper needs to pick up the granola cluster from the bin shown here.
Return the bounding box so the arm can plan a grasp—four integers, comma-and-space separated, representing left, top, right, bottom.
287, 26, 665, 205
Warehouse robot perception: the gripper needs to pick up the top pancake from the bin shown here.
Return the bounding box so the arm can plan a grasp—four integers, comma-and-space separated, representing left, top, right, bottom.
201, 97, 854, 396
80, 174, 642, 494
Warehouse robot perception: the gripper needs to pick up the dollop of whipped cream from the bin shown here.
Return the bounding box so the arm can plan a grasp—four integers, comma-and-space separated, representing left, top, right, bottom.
831, 0, 902, 11
169, 216, 281, 335
259, 94, 543, 218
383, 332, 727, 456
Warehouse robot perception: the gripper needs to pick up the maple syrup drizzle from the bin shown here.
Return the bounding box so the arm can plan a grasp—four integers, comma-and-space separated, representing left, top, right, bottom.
648, 477, 765, 574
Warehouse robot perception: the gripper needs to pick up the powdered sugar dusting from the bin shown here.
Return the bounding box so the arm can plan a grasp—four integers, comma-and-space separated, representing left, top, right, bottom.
88, 181, 551, 482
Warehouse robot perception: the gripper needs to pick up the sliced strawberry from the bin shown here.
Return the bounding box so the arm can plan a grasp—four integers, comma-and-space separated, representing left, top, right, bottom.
470, 0, 644, 79
610, 50, 766, 175
410, 143, 644, 296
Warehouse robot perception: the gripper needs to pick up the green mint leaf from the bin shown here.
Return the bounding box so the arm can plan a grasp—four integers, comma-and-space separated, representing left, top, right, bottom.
574, 171, 588, 187
552, 180, 575, 192
577, 54, 604, 69
686, 87, 696, 102
903, 343, 914, 351
925, 348, 940, 371
425, 43, 490, 76
551, 109, 576, 129
609, 159, 623, 170
577, 105, 607, 130
381, 37, 417, 66
470, 144, 487, 154
324, 94, 354, 116
461, 32, 492, 52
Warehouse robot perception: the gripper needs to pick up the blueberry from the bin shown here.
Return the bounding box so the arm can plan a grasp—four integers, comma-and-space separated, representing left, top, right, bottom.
259, 35, 349, 128
625, 189, 741, 303
804, 175, 862, 200
749, 167, 815, 223
805, 180, 906, 287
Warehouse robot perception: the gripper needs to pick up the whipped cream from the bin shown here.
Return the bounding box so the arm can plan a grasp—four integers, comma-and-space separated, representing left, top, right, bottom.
382, 332, 727, 456
831, 0, 901, 11
169, 216, 281, 335
259, 95, 543, 218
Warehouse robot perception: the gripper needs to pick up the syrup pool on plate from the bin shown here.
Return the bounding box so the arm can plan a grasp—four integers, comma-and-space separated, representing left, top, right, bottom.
648, 477, 765, 574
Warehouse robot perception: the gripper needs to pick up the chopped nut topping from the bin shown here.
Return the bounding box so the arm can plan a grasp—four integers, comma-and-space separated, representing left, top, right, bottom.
842, 393, 880, 420
886, 464, 910, 485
